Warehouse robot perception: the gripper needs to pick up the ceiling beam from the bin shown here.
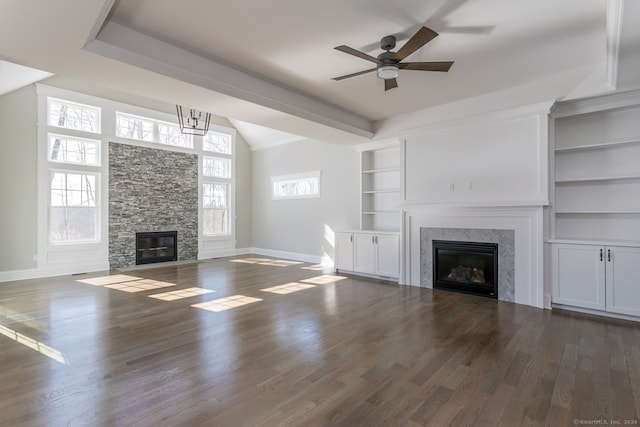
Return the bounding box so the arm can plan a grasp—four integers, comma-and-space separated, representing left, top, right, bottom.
84, 21, 374, 139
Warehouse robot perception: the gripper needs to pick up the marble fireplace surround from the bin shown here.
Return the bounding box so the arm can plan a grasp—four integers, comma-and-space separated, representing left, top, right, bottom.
421, 227, 515, 302
403, 206, 545, 308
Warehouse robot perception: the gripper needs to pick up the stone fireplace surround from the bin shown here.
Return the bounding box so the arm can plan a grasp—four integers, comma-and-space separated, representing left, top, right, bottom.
421, 227, 515, 302
403, 206, 545, 308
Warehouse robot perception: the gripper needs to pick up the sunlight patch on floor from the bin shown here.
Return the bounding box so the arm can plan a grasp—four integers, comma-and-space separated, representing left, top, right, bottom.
300, 275, 348, 285
149, 287, 214, 301
105, 279, 176, 293
77, 274, 143, 286
0, 324, 67, 364
192, 295, 262, 312
261, 282, 316, 295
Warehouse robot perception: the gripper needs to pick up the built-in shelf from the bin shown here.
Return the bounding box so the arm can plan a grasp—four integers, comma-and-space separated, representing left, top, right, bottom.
360, 143, 401, 232
556, 211, 640, 215
555, 138, 640, 153
362, 189, 401, 194
555, 175, 640, 184
362, 167, 400, 174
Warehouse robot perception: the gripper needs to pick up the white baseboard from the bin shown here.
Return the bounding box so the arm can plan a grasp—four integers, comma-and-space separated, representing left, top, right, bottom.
198, 247, 252, 260
0, 262, 110, 284
250, 247, 333, 267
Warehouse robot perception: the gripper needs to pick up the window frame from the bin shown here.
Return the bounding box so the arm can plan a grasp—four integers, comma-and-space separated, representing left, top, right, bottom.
271, 170, 321, 200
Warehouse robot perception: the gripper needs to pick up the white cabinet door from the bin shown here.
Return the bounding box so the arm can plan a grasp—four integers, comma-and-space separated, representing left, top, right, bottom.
335, 232, 354, 271
376, 234, 399, 278
354, 233, 376, 274
551, 243, 605, 310
606, 246, 640, 316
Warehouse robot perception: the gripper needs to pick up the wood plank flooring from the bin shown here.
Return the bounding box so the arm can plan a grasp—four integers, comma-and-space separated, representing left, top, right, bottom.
0, 255, 638, 426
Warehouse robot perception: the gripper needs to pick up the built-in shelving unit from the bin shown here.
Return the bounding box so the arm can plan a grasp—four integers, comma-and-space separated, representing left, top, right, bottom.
359, 142, 401, 232
552, 100, 640, 243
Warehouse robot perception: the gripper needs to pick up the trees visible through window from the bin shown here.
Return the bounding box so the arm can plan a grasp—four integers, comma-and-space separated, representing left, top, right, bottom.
203, 183, 228, 235
115, 112, 192, 148
203, 131, 232, 154
49, 172, 97, 242
48, 98, 100, 133
48, 135, 99, 166
272, 171, 321, 200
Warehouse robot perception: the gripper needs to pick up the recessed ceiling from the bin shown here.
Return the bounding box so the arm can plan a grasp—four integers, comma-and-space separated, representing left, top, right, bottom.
0, 0, 636, 146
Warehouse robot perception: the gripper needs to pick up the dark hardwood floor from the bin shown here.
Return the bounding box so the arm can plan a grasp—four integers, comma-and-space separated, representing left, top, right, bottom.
0, 255, 638, 426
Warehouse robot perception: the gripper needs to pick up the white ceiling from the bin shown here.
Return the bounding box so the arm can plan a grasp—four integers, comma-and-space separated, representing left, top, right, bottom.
0, 0, 637, 147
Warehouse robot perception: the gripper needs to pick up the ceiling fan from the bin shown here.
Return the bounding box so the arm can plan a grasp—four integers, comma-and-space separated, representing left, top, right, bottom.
332, 26, 454, 91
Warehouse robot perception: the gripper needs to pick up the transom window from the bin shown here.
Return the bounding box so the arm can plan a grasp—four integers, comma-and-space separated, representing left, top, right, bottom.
272, 171, 321, 200
203, 131, 232, 154
115, 112, 193, 148
48, 98, 100, 133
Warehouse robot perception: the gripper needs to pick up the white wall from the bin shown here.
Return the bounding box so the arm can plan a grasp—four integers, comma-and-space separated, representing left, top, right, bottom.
403, 102, 551, 206
0, 85, 38, 272
251, 139, 359, 262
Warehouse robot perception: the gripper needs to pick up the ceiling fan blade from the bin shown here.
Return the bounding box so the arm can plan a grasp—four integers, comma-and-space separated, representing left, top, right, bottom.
399, 61, 454, 72
393, 27, 439, 61
332, 68, 377, 81
334, 45, 382, 64
384, 78, 398, 91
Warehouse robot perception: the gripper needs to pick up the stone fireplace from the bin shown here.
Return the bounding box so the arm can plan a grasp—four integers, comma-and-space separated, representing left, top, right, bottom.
421, 227, 515, 302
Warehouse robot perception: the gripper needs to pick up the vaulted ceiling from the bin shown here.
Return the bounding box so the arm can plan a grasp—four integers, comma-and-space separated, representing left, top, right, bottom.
0, 0, 637, 146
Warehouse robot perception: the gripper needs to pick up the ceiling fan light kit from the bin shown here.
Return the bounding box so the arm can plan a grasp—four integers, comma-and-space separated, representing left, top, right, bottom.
333, 26, 454, 91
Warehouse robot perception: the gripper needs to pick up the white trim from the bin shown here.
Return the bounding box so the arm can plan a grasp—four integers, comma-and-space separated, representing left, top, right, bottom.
354, 138, 401, 152
552, 303, 639, 323
551, 88, 640, 118
250, 248, 328, 266
0, 262, 110, 284
198, 247, 252, 260
606, 0, 624, 90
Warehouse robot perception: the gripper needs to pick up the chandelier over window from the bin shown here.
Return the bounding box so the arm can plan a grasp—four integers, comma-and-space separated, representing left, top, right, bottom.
176, 105, 211, 136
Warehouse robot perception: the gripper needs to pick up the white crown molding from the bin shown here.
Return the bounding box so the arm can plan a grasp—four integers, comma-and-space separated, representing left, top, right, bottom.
552, 88, 640, 117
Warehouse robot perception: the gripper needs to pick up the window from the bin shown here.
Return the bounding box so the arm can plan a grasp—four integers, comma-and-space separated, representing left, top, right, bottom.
46, 96, 102, 244
272, 171, 321, 200
49, 172, 97, 242
203, 183, 229, 235
201, 129, 234, 237
115, 112, 192, 148
48, 98, 100, 133
48, 135, 100, 166
203, 131, 232, 154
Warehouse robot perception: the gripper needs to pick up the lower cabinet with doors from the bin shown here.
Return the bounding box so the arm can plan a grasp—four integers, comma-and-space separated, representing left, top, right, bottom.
551, 242, 640, 318
335, 231, 400, 280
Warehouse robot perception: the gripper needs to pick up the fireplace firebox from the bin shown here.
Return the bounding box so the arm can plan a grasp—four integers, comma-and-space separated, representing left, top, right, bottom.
136, 231, 178, 265
432, 240, 498, 299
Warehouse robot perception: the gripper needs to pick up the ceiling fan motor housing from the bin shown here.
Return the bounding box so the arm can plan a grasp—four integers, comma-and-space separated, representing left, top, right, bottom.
380, 35, 396, 51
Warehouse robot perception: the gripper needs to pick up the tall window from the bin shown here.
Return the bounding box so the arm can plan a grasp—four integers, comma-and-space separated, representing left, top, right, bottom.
47, 98, 102, 242
202, 131, 233, 236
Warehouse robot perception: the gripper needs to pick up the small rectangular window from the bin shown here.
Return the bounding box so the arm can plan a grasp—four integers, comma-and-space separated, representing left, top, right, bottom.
48, 98, 100, 133
203, 131, 232, 154
115, 112, 154, 141
203, 156, 231, 178
271, 171, 321, 200
158, 122, 192, 148
48, 134, 100, 166
203, 183, 229, 235
49, 172, 97, 242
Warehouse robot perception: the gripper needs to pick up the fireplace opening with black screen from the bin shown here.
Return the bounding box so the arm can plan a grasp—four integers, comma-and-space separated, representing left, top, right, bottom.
432, 240, 498, 299
136, 231, 178, 265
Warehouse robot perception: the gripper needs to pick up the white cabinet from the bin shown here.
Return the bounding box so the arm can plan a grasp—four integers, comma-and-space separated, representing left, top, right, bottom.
551, 244, 605, 310
551, 243, 640, 317
335, 231, 400, 280
335, 232, 354, 271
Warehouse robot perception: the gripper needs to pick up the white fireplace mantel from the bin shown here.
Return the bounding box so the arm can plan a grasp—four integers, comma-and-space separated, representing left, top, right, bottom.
402, 205, 545, 309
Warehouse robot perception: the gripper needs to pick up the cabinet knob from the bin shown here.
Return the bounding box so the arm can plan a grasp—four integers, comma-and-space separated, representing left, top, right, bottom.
600, 248, 603, 261
608, 249, 611, 262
